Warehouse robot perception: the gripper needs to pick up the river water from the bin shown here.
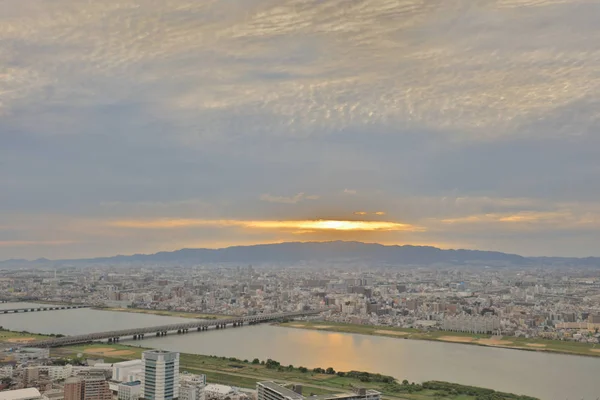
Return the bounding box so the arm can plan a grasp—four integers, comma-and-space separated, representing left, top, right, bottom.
1, 303, 599, 400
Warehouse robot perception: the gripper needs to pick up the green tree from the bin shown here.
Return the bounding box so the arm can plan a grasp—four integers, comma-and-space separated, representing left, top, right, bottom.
252, 358, 260, 364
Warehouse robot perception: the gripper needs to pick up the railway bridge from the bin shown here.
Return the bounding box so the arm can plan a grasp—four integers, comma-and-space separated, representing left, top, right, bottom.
1, 305, 89, 314
23, 309, 325, 348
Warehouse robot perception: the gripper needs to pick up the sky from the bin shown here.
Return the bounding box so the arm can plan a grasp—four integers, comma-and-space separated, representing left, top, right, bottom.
1, 0, 600, 259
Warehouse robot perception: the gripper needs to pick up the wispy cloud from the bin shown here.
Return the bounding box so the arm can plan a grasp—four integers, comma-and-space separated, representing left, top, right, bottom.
344, 189, 357, 195
0, 240, 77, 247
440, 211, 571, 225
260, 193, 319, 204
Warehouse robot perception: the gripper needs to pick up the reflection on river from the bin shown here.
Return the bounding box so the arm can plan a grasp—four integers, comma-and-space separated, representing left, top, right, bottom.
1, 303, 599, 400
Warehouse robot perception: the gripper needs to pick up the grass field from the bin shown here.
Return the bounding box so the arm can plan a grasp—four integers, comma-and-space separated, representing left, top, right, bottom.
280, 321, 600, 357
95, 307, 230, 320
0, 328, 55, 344
53, 343, 536, 400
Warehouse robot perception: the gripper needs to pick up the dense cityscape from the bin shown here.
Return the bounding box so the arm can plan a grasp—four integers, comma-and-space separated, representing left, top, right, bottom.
2, 263, 600, 342
2, 260, 600, 400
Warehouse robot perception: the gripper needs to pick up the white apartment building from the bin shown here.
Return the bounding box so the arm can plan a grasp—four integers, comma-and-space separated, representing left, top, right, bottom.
442, 314, 501, 334
47, 365, 73, 381
141, 350, 180, 400
113, 360, 143, 382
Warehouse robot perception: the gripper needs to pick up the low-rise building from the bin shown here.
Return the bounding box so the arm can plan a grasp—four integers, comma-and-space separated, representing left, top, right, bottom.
118, 381, 141, 400
257, 382, 380, 400
112, 360, 142, 383
47, 365, 73, 381
0, 365, 14, 378
6, 348, 50, 362
204, 384, 238, 400
442, 315, 500, 334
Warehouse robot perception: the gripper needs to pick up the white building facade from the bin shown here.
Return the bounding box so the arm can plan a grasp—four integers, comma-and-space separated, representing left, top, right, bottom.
113, 360, 143, 383
141, 350, 179, 400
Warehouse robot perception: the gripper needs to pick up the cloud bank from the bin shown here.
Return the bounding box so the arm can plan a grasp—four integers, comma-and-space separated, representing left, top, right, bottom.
1, 0, 599, 258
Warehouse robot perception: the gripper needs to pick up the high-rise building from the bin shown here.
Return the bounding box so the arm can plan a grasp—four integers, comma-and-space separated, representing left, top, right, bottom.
64, 377, 83, 400
141, 350, 180, 400
63, 373, 112, 400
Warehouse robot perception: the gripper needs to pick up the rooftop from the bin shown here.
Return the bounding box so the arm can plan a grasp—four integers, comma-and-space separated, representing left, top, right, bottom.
204, 384, 237, 395
120, 381, 141, 387
258, 382, 303, 400
0, 388, 42, 400
311, 390, 381, 400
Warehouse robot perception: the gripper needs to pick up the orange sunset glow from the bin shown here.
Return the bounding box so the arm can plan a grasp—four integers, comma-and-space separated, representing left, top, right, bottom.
110, 218, 422, 232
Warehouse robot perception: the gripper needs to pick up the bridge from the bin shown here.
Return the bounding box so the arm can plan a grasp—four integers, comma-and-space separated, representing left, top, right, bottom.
23, 309, 325, 348
1, 305, 89, 314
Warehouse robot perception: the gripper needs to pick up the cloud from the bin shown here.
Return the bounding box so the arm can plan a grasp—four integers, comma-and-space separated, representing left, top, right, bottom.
436, 209, 600, 233
109, 218, 422, 232
0, 240, 77, 247
354, 211, 367, 215
260, 193, 319, 204
374, 211, 386, 216
1, 0, 600, 258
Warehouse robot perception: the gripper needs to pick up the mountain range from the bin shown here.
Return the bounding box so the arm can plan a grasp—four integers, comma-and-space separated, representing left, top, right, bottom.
2, 241, 599, 267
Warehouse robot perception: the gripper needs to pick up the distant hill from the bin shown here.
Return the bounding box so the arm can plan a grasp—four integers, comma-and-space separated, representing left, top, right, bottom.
2, 241, 598, 267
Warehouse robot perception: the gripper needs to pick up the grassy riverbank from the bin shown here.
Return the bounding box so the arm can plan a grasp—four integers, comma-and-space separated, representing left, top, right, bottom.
279, 321, 600, 357
52, 342, 536, 400
94, 307, 230, 320
0, 328, 52, 345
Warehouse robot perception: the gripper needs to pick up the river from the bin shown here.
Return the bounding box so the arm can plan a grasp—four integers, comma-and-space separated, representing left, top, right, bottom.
1, 303, 599, 400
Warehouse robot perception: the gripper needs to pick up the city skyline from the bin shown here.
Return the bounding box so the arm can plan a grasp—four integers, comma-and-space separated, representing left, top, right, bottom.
2, 0, 600, 259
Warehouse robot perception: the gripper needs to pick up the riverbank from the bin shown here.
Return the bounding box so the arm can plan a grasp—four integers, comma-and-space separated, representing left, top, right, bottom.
0, 328, 51, 345
279, 321, 600, 357
93, 307, 230, 320
52, 342, 536, 400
